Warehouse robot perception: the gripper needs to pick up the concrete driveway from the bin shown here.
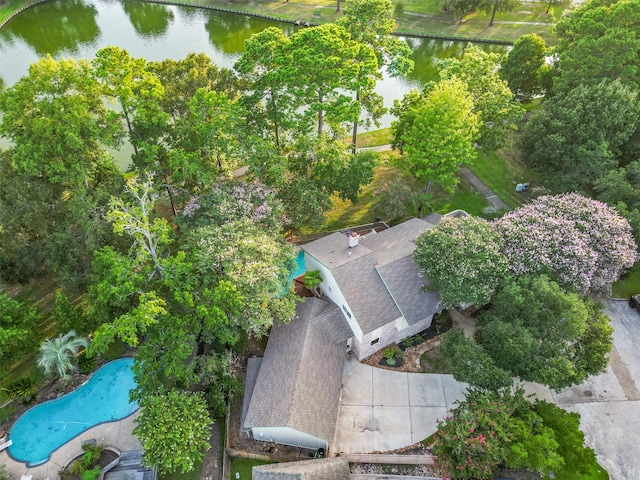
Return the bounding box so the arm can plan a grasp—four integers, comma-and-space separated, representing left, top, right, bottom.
334, 300, 640, 480
556, 300, 640, 480
333, 360, 468, 454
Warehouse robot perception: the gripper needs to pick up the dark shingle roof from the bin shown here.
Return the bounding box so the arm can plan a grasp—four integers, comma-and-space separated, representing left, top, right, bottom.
332, 253, 401, 334
301, 218, 437, 334
252, 458, 351, 480
243, 299, 349, 443
241, 357, 263, 431
376, 256, 441, 325
359, 217, 433, 266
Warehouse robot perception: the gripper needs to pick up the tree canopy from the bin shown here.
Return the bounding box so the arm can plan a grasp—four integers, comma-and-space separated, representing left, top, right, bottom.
476, 275, 613, 390
393, 79, 479, 194
134, 390, 212, 474
494, 193, 638, 294
438, 44, 523, 150
518, 79, 639, 191
414, 216, 509, 307
442, 274, 614, 391
0, 294, 40, 375
499, 34, 550, 101
431, 388, 562, 479
553, 0, 640, 94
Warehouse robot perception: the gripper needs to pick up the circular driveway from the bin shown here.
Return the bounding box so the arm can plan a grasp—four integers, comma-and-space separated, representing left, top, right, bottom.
333, 361, 468, 454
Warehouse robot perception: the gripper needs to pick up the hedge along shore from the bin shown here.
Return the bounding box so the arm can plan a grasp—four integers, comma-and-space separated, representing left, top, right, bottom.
0, 0, 513, 45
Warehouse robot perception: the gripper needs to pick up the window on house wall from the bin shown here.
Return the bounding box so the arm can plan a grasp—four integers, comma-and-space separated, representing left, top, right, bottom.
371, 338, 380, 345
342, 305, 352, 319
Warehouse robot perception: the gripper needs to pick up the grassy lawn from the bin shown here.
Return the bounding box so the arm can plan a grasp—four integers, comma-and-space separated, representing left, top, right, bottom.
612, 265, 640, 299
167, 0, 574, 44
324, 157, 491, 231
420, 348, 450, 374
354, 127, 392, 148
229, 457, 273, 480
467, 144, 540, 209
0, 0, 32, 24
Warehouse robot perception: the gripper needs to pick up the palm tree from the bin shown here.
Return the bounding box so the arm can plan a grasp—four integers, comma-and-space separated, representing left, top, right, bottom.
37, 331, 89, 380
303, 270, 323, 297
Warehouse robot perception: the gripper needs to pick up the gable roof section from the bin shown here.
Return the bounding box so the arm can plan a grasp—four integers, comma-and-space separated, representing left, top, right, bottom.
243, 298, 350, 443
332, 253, 401, 334
359, 217, 433, 267
376, 256, 441, 325
302, 218, 437, 334
302, 231, 371, 269
252, 458, 351, 480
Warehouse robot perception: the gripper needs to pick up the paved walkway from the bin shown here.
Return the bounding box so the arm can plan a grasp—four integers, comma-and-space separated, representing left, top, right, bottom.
334, 301, 640, 480
0, 412, 142, 480
459, 167, 511, 211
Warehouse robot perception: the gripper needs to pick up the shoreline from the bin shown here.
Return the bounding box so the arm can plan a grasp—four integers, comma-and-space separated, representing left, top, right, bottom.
0, 0, 564, 45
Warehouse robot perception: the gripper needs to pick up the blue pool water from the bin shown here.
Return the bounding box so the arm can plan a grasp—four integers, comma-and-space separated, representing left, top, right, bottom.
289, 250, 306, 283
8, 357, 138, 467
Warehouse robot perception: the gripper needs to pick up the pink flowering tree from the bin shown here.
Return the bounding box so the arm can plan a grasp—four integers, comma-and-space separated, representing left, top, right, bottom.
431, 388, 562, 479
494, 193, 638, 294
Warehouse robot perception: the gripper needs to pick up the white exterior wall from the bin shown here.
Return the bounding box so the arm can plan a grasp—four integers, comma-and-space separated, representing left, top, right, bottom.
353, 315, 434, 360
304, 253, 363, 340
250, 426, 327, 450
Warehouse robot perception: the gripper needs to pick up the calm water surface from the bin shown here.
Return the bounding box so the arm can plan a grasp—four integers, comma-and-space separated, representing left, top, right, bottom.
0, 0, 508, 155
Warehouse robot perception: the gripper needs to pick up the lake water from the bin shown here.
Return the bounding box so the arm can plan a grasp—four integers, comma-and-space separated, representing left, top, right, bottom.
0, 0, 508, 164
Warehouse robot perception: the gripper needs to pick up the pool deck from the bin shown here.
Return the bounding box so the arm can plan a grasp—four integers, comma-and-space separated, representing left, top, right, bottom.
0, 411, 142, 480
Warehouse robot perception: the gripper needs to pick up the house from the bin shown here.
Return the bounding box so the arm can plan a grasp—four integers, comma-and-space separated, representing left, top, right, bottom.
242, 216, 451, 452
242, 297, 352, 451
252, 457, 350, 480
301, 217, 442, 360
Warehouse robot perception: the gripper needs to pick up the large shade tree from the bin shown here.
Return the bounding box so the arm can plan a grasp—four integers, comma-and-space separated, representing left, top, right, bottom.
493, 193, 638, 294
134, 390, 211, 474
518, 79, 639, 191
477, 275, 613, 390
442, 275, 614, 391
88, 176, 297, 411
438, 44, 524, 150
499, 34, 550, 101
337, 0, 413, 149
414, 216, 509, 307
393, 79, 479, 194
0, 56, 125, 288
235, 23, 379, 137
552, 0, 640, 94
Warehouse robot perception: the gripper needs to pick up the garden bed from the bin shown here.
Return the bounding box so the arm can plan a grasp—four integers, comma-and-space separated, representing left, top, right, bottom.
363, 311, 453, 373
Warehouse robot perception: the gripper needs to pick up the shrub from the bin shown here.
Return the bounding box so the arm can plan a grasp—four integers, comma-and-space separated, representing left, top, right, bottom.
431, 389, 563, 479
82, 467, 100, 480
77, 352, 97, 375
2, 377, 37, 404
383, 346, 402, 366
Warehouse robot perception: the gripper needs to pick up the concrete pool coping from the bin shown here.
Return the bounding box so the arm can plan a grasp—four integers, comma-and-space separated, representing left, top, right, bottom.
0, 411, 142, 479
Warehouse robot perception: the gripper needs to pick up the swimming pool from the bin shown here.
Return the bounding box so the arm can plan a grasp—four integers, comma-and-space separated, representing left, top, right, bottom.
8, 357, 138, 467
289, 250, 306, 283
